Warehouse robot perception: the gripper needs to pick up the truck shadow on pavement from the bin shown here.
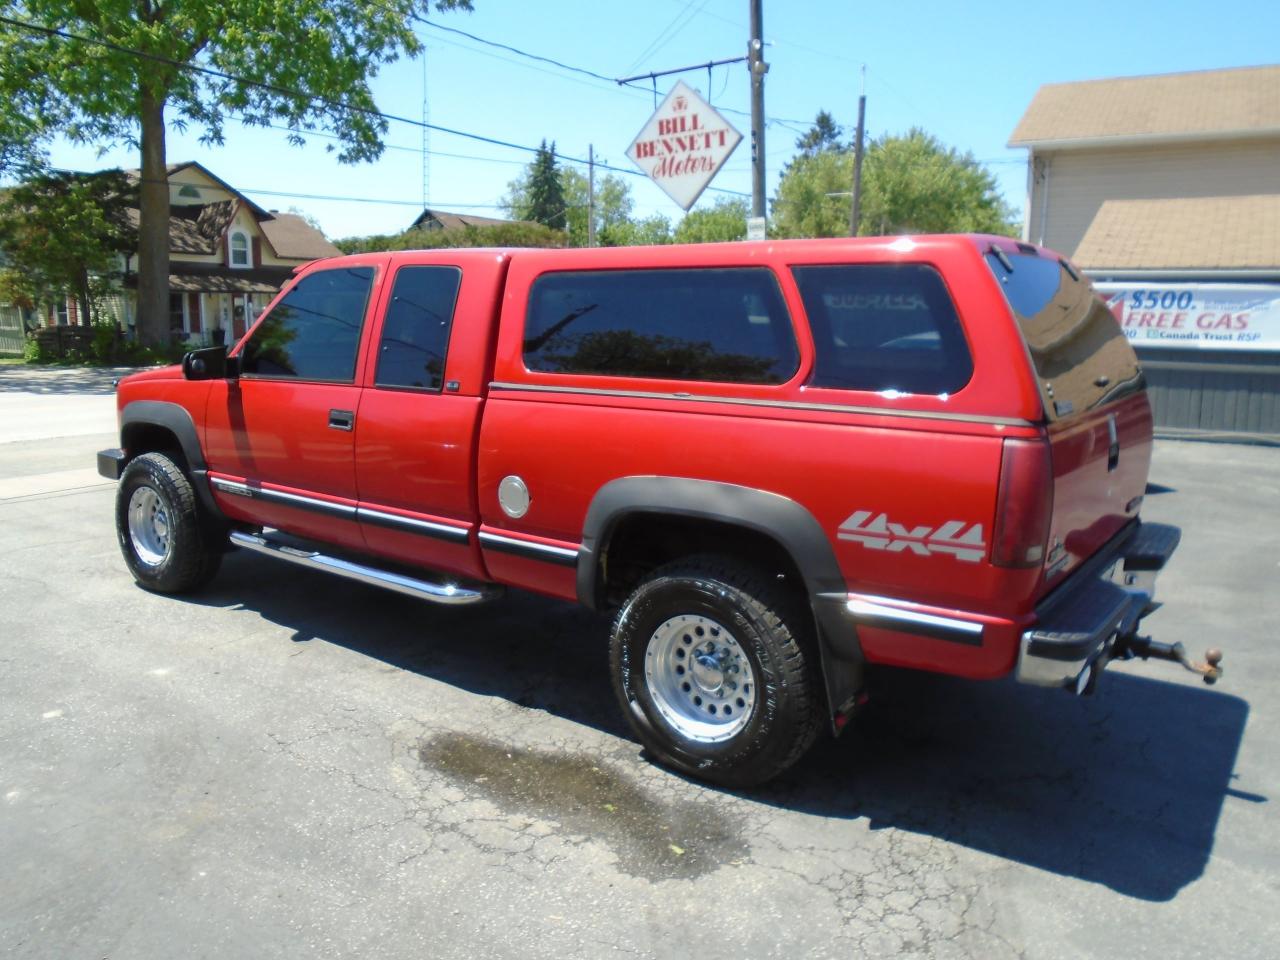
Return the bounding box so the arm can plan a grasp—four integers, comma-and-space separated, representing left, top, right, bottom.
768, 667, 1253, 903
195, 551, 1253, 903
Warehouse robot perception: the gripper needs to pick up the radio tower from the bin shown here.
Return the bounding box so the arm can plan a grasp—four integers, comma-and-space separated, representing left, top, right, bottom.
420, 38, 430, 211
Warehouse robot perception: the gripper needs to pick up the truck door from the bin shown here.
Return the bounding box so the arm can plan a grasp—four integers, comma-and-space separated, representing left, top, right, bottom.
203, 262, 380, 552
353, 261, 490, 582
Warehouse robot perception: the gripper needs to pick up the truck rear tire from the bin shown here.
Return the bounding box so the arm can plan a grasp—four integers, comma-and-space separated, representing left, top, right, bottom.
115, 452, 221, 594
609, 555, 821, 787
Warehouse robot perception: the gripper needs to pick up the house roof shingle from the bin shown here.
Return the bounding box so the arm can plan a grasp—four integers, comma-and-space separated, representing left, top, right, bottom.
1073, 195, 1280, 271
259, 213, 340, 260
411, 208, 527, 231
1009, 64, 1280, 147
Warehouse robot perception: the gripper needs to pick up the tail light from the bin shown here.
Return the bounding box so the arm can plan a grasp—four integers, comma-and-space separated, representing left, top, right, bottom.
992, 438, 1054, 568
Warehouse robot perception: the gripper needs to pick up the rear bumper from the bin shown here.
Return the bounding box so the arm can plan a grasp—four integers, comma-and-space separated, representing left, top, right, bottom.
1017, 521, 1181, 691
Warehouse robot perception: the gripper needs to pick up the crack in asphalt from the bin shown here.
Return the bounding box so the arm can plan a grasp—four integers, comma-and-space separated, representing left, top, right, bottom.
256, 702, 1031, 958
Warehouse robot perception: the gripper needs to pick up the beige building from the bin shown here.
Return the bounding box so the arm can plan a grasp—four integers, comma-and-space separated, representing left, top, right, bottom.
1009, 65, 1280, 440
1010, 64, 1280, 261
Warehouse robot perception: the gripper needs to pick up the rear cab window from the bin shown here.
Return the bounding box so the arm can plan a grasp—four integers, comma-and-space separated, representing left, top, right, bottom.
523, 268, 798, 384
984, 248, 1142, 418
791, 264, 974, 395
375, 265, 462, 392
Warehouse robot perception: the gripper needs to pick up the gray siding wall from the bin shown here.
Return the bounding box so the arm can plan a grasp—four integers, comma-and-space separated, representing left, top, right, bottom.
1139, 348, 1280, 438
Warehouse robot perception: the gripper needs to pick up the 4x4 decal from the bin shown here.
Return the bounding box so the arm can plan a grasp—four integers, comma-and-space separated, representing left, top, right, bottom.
838, 511, 987, 563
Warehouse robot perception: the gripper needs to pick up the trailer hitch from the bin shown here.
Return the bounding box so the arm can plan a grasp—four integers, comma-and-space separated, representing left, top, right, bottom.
1113, 635, 1224, 684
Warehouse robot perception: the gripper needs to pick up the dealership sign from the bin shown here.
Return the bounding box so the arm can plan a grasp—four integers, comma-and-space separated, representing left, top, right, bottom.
627, 80, 742, 211
1096, 282, 1280, 351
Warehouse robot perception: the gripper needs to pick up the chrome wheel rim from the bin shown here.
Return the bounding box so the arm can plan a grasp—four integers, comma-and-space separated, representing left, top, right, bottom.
127, 486, 170, 567
643, 614, 756, 743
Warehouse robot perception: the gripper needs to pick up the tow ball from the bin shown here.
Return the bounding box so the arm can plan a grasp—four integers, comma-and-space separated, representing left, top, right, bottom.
1113, 635, 1224, 684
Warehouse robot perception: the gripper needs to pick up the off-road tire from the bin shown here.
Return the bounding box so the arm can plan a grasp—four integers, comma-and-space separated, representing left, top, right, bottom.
610, 555, 822, 787
115, 452, 221, 593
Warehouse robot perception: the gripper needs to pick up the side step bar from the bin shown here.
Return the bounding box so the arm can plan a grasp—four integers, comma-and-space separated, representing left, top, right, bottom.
229, 530, 502, 606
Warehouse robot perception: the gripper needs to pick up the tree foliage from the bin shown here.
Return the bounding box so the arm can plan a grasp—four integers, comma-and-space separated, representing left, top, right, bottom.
673, 197, 749, 244
503, 149, 643, 246
0, 170, 135, 327
794, 110, 843, 158
510, 140, 568, 231
561, 167, 633, 247
772, 127, 1016, 238
0, 0, 471, 345
333, 221, 566, 255
600, 213, 672, 247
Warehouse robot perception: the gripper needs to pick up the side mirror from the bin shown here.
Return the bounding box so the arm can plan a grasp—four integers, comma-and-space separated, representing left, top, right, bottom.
182, 344, 238, 381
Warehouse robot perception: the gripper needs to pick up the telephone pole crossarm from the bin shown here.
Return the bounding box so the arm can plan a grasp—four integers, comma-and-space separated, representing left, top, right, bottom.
616, 56, 747, 87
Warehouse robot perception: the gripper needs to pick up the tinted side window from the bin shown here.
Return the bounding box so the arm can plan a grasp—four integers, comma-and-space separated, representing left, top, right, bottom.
240, 267, 374, 381
792, 264, 974, 395
524, 268, 798, 384
375, 266, 462, 391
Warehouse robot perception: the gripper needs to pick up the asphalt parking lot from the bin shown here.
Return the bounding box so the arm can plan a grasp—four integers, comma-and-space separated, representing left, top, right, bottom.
1, 365, 1276, 959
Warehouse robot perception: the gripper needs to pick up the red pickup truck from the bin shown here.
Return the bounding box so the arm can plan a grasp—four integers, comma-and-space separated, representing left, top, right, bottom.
98, 235, 1218, 785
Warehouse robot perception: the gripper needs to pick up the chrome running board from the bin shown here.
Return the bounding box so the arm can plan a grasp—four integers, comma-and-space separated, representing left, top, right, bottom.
229, 530, 502, 606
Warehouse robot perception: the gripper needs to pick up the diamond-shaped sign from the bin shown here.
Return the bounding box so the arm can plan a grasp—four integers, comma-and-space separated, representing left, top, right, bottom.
626, 80, 743, 211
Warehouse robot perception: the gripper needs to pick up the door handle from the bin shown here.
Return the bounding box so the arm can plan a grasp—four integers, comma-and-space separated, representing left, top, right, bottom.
328, 409, 355, 431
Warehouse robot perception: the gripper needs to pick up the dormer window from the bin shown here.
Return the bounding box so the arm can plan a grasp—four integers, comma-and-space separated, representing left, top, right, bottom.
229, 230, 249, 268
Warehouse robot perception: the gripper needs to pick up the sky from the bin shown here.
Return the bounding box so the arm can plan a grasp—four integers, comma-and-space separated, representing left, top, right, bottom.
37, 0, 1280, 241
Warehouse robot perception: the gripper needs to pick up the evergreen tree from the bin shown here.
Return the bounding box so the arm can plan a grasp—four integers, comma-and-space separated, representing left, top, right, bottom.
795, 110, 844, 157
525, 140, 567, 231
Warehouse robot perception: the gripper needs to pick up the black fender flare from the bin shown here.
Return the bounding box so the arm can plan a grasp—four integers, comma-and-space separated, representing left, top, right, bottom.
120, 400, 225, 522
579, 477, 863, 719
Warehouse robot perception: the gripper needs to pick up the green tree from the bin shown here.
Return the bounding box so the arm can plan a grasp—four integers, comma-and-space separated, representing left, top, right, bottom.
673, 197, 749, 244
502, 153, 640, 246
600, 213, 672, 247
560, 168, 633, 247
334, 220, 565, 255
770, 149, 851, 239
772, 128, 1017, 238
509, 140, 567, 231
0, 169, 136, 328
794, 110, 843, 157
0, 0, 471, 347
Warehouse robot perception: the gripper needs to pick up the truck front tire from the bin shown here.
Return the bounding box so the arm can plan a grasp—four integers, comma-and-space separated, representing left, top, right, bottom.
609, 555, 822, 787
115, 452, 221, 593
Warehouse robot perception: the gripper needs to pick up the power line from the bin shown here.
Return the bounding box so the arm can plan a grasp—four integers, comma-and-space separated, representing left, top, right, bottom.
0, 14, 750, 199
624, 0, 712, 75
420, 19, 620, 86
98, 168, 512, 210
416, 16, 813, 129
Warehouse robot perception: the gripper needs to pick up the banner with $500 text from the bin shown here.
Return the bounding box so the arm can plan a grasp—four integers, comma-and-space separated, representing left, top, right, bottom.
1095, 282, 1280, 351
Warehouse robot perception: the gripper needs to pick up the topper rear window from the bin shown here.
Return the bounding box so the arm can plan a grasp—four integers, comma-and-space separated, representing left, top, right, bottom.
985, 250, 1142, 418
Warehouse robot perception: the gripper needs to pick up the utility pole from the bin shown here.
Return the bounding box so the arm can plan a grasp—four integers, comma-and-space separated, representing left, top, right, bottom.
849, 64, 866, 237
588, 144, 596, 248
748, 0, 768, 220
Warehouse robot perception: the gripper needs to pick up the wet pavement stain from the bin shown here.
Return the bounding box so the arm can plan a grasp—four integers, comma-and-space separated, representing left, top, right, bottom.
417, 731, 749, 881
